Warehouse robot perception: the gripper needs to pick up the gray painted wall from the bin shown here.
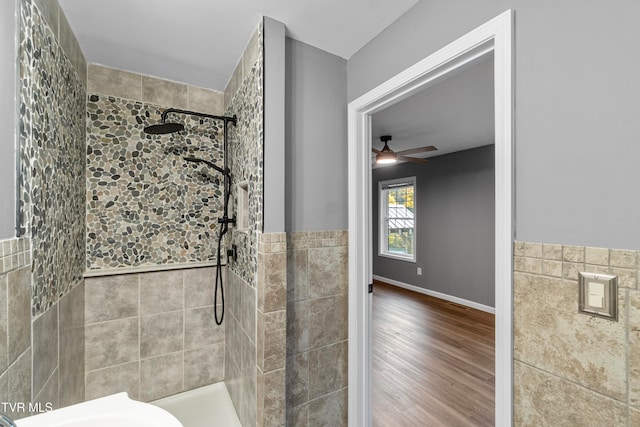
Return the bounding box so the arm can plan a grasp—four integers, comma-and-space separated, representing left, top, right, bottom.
349, 0, 640, 250
263, 17, 286, 233
373, 145, 495, 307
285, 38, 348, 232
0, 0, 16, 239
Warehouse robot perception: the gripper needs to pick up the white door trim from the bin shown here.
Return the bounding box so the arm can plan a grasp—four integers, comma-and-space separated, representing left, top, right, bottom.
347, 10, 514, 426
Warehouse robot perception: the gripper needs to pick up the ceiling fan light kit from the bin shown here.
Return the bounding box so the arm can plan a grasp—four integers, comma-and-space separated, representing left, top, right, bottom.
372, 135, 437, 165
376, 154, 397, 164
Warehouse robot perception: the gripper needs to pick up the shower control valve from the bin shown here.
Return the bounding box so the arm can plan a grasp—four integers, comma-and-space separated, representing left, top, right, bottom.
218, 215, 236, 225
227, 245, 238, 263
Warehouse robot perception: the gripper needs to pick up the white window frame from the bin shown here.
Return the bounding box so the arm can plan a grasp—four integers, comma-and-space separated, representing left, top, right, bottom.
378, 176, 416, 262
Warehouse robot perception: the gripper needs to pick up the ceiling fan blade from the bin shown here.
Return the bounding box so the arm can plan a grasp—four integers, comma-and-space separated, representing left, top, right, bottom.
371, 147, 381, 154
398, 155, 428, 164
396, 146, 437, 156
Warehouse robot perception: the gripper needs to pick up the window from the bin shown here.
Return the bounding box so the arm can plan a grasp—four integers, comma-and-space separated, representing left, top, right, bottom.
379, 177, 416, 262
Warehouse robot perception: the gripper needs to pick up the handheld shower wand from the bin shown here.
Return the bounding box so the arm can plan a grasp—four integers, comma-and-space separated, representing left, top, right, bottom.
181, 121, 236, 325
145, 108, 237, 326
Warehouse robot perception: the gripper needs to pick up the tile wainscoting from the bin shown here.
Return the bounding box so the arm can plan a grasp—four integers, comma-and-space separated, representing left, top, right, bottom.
257, 233, 287, 427
0, 236, 85, 420
0, 238, 33, 420
514, 241, 640, 425
286, 230, 349, 427
225, 231, 288, 427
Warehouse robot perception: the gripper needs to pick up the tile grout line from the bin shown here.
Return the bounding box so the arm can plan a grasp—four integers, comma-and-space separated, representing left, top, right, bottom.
182, 269, 185, 393
3, 272, 8, 378
137, 273, 141, 401
305, 245, 311, 415
626, 287, 630, 427
516, 359, 627, 404
56, 298, 60, 406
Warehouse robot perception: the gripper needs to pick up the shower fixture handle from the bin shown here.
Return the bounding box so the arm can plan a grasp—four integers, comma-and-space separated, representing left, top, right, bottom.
218, 215, 236, 225
227, 245, 237, 263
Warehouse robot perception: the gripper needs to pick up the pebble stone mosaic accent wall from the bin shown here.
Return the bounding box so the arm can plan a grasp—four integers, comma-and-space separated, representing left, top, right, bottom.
19, 0, 86, 316
225, 21, 264, 289
86, 97, 225, 270
9, 0, 87, 416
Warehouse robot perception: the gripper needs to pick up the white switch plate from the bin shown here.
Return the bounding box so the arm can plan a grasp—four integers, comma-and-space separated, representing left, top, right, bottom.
417, 267, 422, 276
587, 281, 605, 309
579, 272, 617, 321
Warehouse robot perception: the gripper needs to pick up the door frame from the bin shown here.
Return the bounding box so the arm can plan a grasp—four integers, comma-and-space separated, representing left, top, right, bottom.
347, 10, 514, 426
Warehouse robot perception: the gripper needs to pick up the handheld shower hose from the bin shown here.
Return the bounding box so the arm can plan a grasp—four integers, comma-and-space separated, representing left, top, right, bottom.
146, 108, 238, 326
182, 118, 236, 326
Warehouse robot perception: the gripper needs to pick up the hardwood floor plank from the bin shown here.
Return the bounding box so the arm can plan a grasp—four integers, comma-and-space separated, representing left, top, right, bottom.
372, 280, 495, 426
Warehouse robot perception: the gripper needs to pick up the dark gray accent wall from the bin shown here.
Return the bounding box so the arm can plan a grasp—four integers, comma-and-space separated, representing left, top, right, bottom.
0, 0, 16, 239
285, 38, 348, 232
263, 17, 286, 233
373, 145, 495, 307
349, 0, 640, 250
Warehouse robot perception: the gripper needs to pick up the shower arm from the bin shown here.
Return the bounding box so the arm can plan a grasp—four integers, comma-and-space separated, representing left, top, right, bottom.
161, 108, 237, 126
183, 157, 229, 176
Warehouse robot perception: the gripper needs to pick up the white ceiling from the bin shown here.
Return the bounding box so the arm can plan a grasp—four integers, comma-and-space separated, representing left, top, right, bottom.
371, 54, 495, 167
56, 0, 493, 160
58, 0, 419, 91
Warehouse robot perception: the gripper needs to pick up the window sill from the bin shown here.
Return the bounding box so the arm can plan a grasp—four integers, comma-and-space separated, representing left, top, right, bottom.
378, 252, 416, 263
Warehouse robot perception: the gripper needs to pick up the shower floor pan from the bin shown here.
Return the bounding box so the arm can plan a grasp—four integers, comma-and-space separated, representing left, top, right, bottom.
152, 382, 241, 427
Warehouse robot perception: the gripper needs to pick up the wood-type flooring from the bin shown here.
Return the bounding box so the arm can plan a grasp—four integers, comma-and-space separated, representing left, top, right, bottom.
372, 280, 495, 427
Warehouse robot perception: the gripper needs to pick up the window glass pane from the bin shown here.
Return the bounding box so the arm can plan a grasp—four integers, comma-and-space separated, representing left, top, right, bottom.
385, 185, 414, 256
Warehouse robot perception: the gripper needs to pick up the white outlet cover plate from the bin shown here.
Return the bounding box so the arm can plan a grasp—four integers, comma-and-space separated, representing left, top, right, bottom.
578, 271, 618, 321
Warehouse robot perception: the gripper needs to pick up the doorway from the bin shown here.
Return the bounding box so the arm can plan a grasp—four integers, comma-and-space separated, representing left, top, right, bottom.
347, 10, 514, 427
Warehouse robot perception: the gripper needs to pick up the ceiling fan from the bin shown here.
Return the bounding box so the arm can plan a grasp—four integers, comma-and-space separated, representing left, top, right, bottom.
372, 135, 437, 164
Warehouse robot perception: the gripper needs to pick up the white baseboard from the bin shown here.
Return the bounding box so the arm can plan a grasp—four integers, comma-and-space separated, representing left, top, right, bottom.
372, 275, 495, 314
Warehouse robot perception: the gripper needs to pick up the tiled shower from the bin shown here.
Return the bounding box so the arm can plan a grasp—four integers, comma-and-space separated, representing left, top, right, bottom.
81, 19, 287, 427
1, 0, 351, 426
5, 0, 640, 425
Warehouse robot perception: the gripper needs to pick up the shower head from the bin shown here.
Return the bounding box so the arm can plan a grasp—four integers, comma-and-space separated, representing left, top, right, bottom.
145, 108, 237, 137
143, 122, 185, 135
